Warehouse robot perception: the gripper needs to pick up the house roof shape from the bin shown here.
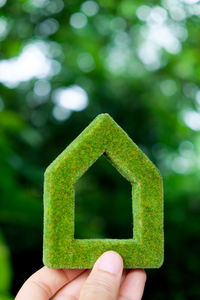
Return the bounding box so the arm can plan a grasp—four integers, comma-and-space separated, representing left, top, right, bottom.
43, 113, 164, 268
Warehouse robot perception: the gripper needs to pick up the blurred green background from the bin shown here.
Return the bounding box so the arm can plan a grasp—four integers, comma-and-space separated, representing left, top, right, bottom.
0, 0, 200, 299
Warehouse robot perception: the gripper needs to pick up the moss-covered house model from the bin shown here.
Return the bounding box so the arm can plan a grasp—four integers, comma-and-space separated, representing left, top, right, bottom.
43, 113, 164, 269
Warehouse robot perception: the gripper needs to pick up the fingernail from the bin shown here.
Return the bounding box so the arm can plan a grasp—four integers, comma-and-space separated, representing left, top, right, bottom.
97, 251, 122, 275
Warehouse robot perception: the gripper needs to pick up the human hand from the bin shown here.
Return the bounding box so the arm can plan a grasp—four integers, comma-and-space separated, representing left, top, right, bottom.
15, 251, 146, 300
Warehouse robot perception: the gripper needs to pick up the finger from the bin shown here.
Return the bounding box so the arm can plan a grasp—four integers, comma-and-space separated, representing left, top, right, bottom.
121, 269, 128, 285
118, 269, 146, 300
53, 269, 128, 299
79, 251, 123, 300
52, 269, 90, 299
15, 266, 84, 300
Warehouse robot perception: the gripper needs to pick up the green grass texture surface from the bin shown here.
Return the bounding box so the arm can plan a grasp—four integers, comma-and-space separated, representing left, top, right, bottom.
43, 113, 164, 269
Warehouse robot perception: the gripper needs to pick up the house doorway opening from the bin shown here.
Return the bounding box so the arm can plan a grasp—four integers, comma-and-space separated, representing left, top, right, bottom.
74, 154, 133, 239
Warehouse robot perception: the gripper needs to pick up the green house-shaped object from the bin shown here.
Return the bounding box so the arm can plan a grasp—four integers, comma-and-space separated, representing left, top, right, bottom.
43, 113, 164, 269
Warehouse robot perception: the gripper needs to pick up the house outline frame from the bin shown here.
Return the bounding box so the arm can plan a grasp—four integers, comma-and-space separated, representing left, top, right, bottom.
43, 113, 164, 268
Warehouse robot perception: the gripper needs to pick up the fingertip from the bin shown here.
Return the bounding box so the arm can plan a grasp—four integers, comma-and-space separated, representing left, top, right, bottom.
118, 268, 147, 300
131, 268, 147, 281
95, 251, 123, 275
142, 269, 147, 282
79, 251, 124, 300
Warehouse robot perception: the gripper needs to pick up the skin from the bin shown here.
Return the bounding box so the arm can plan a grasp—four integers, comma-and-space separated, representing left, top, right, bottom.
15, 251, 146, 300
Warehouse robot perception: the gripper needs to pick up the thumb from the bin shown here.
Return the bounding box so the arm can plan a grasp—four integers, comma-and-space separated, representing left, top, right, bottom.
79, 251, 123, 300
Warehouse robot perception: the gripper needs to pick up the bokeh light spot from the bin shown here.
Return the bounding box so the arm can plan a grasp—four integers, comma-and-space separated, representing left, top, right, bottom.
110, 17, 126, 31
0, 41, 59, 88
114, 31, 129, 48
138, 41, 161, 71
52, 106, 72, 121
136, 5, 151, 21
46, 0, 64, 14
148, 6, 168, 24
0, 0, 7, 8
0, 17, 9, 40
70, 12, 87, 29
160, 79, 177, 96
38, 18, 59, 36
81, 1, 99, 17
34, 79, 51, 97
77, 52, 95, 72
183, 110, 200, 131
195, 90, 200, 104
53, 85, 88, 111
181, 0, 199, 4
29, 0, 47, 8
179, 140, 194, 157
172, 156, 193, 174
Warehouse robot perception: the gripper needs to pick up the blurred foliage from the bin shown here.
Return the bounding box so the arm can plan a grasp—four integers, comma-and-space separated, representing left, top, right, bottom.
0, 0, 200, 298
0, 230, 12, 300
